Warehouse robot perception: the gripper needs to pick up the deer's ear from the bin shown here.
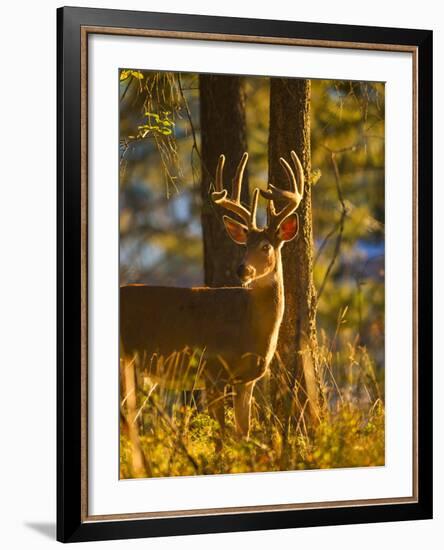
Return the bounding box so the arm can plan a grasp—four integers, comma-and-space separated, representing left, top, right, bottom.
277, 213, 299, 242
223, 216, 248, 245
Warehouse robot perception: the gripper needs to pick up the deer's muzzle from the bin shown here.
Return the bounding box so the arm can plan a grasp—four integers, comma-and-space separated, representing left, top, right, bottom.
237, 263, 256, 283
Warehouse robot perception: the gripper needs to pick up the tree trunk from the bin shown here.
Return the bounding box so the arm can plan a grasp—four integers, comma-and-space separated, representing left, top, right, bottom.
268, 77, 322, 425
199, 75, 249, 286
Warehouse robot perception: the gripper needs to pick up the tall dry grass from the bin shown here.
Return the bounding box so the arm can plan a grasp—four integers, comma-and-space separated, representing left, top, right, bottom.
120, 323, 384, 479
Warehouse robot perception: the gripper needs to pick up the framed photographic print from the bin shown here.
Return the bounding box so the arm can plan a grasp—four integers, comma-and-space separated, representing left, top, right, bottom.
57, 6, 433, 543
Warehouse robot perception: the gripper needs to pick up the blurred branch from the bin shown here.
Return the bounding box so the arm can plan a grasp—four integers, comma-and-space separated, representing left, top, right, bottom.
177, 74, 213, 185
317, 145, 354, 300
120, 75, 134, 102
314, 221, 341, 267
178, 74, 200, 160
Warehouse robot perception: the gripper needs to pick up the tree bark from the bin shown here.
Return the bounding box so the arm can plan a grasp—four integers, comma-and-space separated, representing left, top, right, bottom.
268, 77, 322, 424
199, 75, 249, 286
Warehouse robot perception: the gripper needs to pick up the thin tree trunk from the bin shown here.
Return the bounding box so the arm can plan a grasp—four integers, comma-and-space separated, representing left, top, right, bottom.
268, 77, 322, 425
199, 75, 249, 286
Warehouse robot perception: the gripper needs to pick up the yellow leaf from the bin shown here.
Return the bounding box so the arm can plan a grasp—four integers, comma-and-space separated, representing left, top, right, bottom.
131, 71, 144, 80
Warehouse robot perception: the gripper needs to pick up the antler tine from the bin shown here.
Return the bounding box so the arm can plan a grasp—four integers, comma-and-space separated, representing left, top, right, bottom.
232, 152, 248, 203
279, 157, 298, 195
266, 201, 276, 227
250, 188, 260, 230
215, 154, 225, 192
290, 150, 305, 198
211, 152, 252, 228
260, 150, 305, 230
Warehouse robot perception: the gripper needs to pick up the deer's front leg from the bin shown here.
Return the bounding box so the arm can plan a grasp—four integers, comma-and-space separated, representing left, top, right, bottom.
233, 381, 255, 438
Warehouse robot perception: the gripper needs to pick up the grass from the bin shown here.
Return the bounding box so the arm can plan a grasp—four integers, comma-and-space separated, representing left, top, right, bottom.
120, 328, 385, 479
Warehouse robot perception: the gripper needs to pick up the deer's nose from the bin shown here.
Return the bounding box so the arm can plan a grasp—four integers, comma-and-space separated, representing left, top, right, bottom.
237, 264, 255, 280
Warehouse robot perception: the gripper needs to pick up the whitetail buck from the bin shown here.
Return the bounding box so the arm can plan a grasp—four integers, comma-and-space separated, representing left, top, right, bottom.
120, 151, 304, 439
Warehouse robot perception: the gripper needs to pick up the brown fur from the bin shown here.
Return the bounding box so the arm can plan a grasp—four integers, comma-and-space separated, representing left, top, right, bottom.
120, 244, 286, 438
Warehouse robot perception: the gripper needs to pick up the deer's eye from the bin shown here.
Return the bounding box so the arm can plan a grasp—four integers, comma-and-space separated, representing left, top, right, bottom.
262, 243, 271, 253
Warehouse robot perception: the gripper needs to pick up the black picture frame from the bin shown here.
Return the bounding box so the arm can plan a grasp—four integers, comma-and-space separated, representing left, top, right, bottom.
57, 6, 433, 543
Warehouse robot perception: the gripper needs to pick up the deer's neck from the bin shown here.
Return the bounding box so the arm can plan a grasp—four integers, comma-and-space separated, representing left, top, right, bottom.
250, 249, 284, 303
248, 250, 285, 363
